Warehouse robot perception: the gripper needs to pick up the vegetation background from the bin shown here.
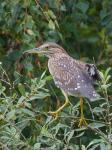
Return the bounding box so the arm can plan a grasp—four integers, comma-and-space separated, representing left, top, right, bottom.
0, 0, 112, 149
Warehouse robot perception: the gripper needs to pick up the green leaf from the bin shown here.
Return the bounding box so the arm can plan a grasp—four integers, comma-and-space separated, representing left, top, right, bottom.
81, 145, 86, 150
41, 125, 53, 138
101, 83, 111, 89
100, 143, 108, 150
48, 20, 55, 30
88, 144, 100, 150
67, 130, 74, 143
28, 92, 50, 101
44, 75, 52, 81
21, 108, 35, 117
76, 131, 85, 137
27, 29, 35, 36
18, 83, 26, 96
34, 143, 41, 149
93, 107, 105, 113
0, 86, 6, 95
87, 139, 104, 148
53, 123, 69, 136
17, 96, 25, 105
76, 1, 89, 13
88, 122, 105, 128
104, 68, 111, 78
105, 75, 111, 83
6, 109, 15, 120
25, 63, 33, 71
47, 10, 56, 19
40, 70, 47, 80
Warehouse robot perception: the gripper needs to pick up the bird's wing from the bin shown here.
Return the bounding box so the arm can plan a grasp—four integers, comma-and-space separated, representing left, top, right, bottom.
48, 56, 99, 100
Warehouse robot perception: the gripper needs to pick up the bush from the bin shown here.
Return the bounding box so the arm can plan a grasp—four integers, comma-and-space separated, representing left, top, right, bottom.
0, 0, 112, 149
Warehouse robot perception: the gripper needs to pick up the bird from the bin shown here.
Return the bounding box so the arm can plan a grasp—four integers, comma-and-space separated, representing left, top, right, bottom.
24, 42, 101, 127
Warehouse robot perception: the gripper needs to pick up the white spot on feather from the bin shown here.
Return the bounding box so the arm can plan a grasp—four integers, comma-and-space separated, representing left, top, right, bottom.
77, 85, 80, 89
78, 75, 80, 78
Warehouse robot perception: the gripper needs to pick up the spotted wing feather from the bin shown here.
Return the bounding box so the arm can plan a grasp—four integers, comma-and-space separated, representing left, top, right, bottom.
48, 54, 99, 100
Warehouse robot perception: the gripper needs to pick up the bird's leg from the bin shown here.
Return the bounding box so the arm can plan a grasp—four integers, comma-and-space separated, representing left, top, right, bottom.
78, 97, 88, 127
48, 90, 70, 119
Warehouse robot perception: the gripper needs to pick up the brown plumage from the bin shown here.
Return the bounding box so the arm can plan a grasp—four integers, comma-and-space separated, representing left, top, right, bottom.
25, 42, 101, 126
34, 42, 100, 100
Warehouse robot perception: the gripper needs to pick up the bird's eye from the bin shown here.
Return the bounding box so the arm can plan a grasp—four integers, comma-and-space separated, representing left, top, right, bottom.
44, 46, 48, 51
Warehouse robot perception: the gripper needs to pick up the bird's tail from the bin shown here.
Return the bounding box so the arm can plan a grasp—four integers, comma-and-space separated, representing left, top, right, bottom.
86, 64, 101, 81
89, 92, 101, 101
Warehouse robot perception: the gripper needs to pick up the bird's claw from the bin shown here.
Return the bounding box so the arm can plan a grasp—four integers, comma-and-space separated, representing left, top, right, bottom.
78, 116, 88, 127
48, 111, 59, 120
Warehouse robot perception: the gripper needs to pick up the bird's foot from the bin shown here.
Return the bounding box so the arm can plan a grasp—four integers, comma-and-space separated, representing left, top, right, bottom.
48, 111, 59, 120
78, 116, 88, 127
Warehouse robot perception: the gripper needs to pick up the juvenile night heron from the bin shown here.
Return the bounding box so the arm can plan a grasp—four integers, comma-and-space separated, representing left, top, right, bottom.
25, 42, 101, 126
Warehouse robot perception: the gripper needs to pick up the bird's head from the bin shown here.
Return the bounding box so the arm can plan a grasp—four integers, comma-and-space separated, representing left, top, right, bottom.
24, 42, 66, 58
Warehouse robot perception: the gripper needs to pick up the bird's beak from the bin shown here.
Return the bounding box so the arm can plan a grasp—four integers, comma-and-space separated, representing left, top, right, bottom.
24, 47, 46, 54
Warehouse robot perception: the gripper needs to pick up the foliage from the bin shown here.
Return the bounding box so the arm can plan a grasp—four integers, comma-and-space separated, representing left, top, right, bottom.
0, 0, 112, 149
